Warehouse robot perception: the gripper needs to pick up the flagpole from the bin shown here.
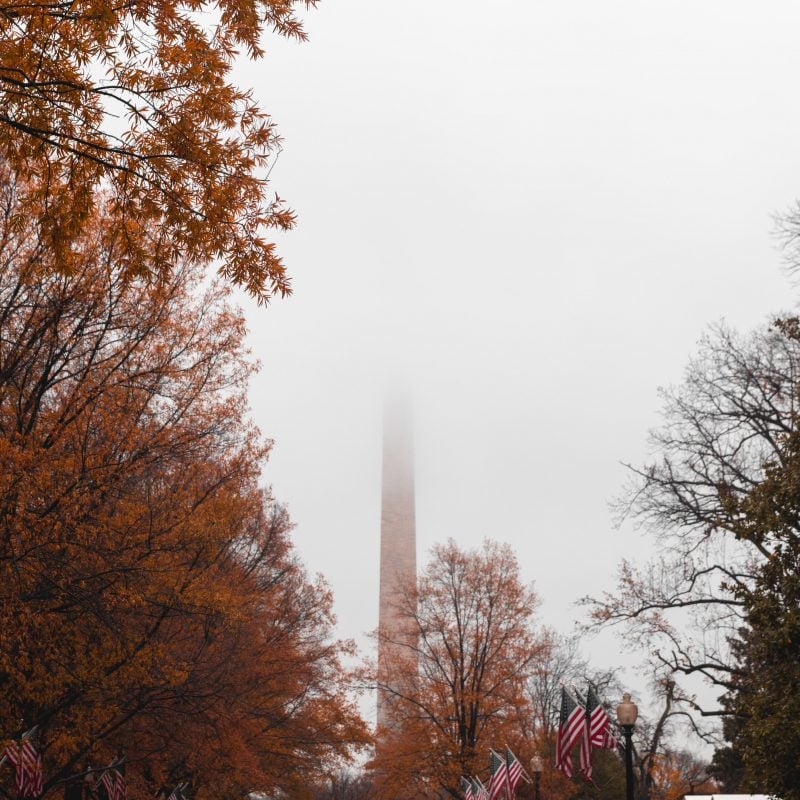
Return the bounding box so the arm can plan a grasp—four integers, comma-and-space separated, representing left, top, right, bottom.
530, 754, 543, 800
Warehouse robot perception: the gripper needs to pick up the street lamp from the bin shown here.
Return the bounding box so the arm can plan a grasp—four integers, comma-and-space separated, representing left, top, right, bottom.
529, 753, 543, 800
616, 693, 638, 800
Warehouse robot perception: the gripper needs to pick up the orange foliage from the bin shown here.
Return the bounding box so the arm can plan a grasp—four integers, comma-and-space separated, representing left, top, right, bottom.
367, 540, 547, 799
0, 169, 369, 800
0, 0, 316, 302
647, 752, 716, 800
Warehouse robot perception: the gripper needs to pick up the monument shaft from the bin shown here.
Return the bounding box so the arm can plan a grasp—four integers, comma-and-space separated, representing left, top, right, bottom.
377, 398, 417, 731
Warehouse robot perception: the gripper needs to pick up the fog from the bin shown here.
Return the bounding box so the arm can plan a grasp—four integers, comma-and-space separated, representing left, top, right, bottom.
235, 0, 797, 708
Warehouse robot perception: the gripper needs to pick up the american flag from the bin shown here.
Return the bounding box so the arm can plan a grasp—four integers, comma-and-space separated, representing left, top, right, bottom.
488, 750, 509, 800
462, 776, 476, 800
3, 743, 23, 795
3, 737, 43, 798
504, 748, 524, 796
101, 769, 126, 800
556, 687, 586, 779
21, 738, 43, 798
587, 686, 619, 750
472, 777, 490, 800
101, 770, 114, 800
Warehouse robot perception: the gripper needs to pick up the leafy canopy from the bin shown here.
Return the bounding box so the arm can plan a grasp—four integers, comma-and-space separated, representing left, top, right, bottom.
0, 0, 315, 301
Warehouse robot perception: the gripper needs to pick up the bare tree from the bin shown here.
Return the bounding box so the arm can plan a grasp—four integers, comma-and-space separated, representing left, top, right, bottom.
525, 631, 619, 739
311, 770, 373, 800
583, 319, 800, 714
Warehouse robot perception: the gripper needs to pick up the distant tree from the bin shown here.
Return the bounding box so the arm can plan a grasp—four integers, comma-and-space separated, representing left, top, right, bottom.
627, 680, 717, 800
525, 631, 619, 740
367, 539, 547, 799
0, 0, 316, 301
311, 771, 373, 800
646, 749, 716, 800
525, 632, 587, 740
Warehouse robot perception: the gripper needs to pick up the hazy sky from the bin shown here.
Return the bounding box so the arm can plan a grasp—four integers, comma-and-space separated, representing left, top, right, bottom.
235, 0, 797, 713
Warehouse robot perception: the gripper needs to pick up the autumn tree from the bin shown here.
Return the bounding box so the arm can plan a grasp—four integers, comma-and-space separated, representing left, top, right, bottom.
645, 749, 715, 800
0, 168, 369, 800
367, 539, 546, 800
0, 0, 315, 301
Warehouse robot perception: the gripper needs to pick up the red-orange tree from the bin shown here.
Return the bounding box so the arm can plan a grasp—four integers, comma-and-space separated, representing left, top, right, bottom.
0, 0, 315, 301
368, 540, 546, 799
0, 169, 369, 799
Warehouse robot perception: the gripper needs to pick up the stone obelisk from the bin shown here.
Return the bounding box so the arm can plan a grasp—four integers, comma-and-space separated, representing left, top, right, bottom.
377, 394, 417, 731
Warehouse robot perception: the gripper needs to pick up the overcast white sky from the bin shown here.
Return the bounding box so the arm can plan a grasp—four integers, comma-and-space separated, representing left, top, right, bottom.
235, 0, 798, 717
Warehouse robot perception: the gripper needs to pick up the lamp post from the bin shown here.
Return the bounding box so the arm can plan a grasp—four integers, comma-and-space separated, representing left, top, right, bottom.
530, 754, 543, 800
616, 693, 638, 800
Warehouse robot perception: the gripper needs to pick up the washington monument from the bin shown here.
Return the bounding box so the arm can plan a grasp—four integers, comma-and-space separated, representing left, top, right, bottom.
377, 395, 417, 730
